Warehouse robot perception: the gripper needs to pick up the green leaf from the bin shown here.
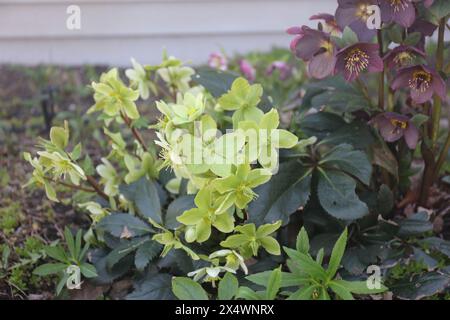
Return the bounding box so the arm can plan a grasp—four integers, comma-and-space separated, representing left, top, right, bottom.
377, 184, 394, 216
420, 237, 450, 258
120, 177, 162, 224
403, 32, 421, 46
193, 67, 239, 98
45, 245, 68, 263
329, 281, 354, 300
33, 263, 67, 276
317, 170, 369, 220
284, 247, 327, 280
75, 229, 82, 258
341, 27, 358, 46
64, 227, 76, 260
1, 246, 11, 269
165, 195, 195, 230
134, 241, 162, 270
387, 24, 403, 43
71, 143, 82, 161
287, 285, 318, 300
236, 287, 263, 300
266, 267, 281, 300
218, 272, 239, 300
428, 0, 450, 19
127, 273, 175, 300
172, 277, 209, 300
56, 273, 69, 296
327, 228, 348, 279
334, 280, 387, 295
392, 272, 450, 300
248, 161, 312, 226
96, 213, 154, 238
397, 212, 433, 237
80, 263, 98, 278
410, 114, 429, 128
296, 227, 310, 254
301, 77, 368, 114
320, 144, 372, 185
370, 140, 399, 181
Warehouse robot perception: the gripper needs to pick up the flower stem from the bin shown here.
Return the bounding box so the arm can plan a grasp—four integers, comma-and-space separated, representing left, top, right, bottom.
419, 17, 447, 206
377, 30, 385, 110
45, 177, 96, 193
85, 175, 109, 200
434, 131, 450, 180
431, 17, 446, 147
355, 78, 373, 109
120, 112, 148, 152
66, 153, 109, 201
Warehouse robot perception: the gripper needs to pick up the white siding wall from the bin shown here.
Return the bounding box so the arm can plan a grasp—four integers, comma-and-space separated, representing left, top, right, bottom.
0, 0, 336, 66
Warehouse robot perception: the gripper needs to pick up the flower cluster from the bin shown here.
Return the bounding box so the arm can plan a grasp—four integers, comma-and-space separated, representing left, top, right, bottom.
153, 76, 301, 247
287, 0, 447, 149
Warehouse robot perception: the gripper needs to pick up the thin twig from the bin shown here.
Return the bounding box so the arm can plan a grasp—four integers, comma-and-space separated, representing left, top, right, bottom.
377, 30, 385, 110
45, 177, 96, 193
85, 175, 109, 200
120, 112, 148, 152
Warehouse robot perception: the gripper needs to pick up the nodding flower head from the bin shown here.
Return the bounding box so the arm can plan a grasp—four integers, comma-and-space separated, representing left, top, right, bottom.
335, 0, 379, 42
335, 43, 383, 81
384, 45, 425, 69
370, 112, 419, 149
391, 65, 446, 104
287, 26, 336, 79
380, 0, 416, 27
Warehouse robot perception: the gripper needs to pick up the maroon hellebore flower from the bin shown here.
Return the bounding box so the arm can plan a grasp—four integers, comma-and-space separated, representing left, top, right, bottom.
379, 0, 416, 28
335, 0, 379, 42
383, 45, 425, 69
335, 43, 383, 81
370, 112, 419, 149
391, 65, 446, 104
266, 61, 292, 80
409, 19, 437, 51
287, 26, 336, 79
310, 13, 342, 36
239, 59, 256, 82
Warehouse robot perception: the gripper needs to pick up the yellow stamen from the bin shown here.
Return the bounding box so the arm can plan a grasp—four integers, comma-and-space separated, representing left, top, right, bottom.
408, 70, 432, 93
345, 48, 370, 76
390, 119, 408, 129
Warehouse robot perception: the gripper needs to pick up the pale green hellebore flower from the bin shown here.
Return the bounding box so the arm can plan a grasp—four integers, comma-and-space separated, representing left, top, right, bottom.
96, 158, 120, 197
89, 68, 140, 119
37, 151, 86, 186
220, 221, 282, 258
209, 249, 248, 274
125, 58, 152, 100
23, 152, 58, 202
188, 265, 235, 285
218, 77, 264, 128
157, 64, 195, 93
213, 164, 271, 209
156, 92, 205, 126
177, 188, 235, 243
239, 108, 298, 170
